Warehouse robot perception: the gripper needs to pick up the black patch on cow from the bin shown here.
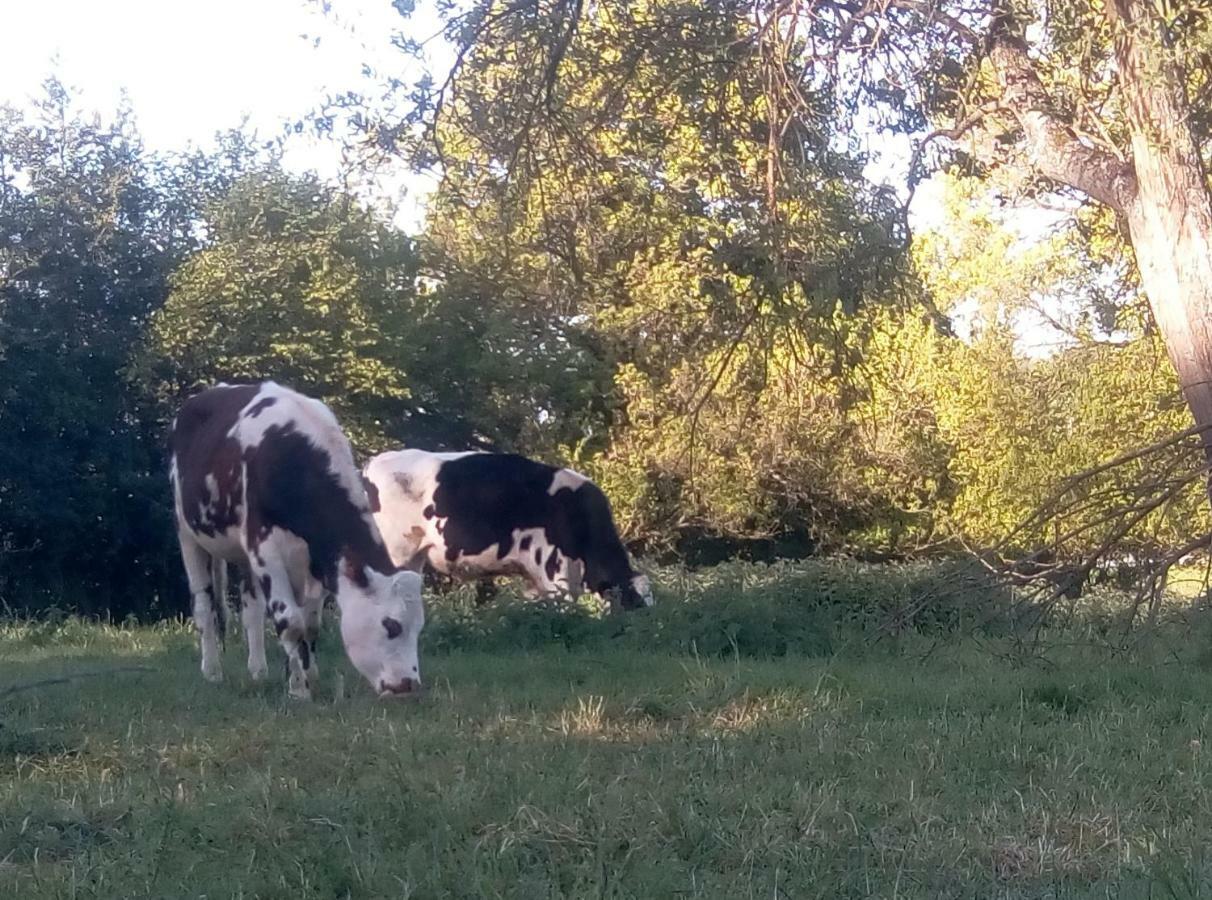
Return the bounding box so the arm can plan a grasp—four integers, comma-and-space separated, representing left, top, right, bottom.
519, 535, 532, 551
361, 474, 381, 513
241, 422, 394, 591
545, 548, 560, 580
274, 617, 288, 636
259, 573, 273, 600
298, 639, 311, 670
246, 396, 277, 417
425, 454, 642, 605
535, 547, 543, 565
382, 616, 403, 639
423, 504, 436, 520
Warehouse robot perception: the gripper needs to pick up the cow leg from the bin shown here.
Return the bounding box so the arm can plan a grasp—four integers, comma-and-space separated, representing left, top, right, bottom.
474, 578, 497, 606
301, 580, 325, 677
240, 576, 268, 681
561, 558, 585, 599
210, 557, 232, 643
249, 560, 314, 700
526, 549, 566, 600
177, 529, 223, 683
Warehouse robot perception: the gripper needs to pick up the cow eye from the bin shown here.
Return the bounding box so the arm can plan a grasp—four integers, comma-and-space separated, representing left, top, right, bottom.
382, 617, 403, 639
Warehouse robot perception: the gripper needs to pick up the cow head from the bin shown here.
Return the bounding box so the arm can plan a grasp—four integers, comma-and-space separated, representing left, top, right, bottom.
338, 569, 426, 698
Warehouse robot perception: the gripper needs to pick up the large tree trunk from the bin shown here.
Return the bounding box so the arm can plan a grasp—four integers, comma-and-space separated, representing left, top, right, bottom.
989, 0, 1212, 496
1110, 0, 1212, 477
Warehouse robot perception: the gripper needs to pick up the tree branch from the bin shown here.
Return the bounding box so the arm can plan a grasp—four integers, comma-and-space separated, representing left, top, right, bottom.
987, 13, 1137, 214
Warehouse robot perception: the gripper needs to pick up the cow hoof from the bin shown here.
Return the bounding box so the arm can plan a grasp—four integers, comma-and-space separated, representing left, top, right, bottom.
288, 686, 313, 701
202, 667, 223, 684
248, 666, 268, 682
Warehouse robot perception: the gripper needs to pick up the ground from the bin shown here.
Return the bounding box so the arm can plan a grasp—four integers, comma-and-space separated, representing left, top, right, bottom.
4, 567, 1212, 898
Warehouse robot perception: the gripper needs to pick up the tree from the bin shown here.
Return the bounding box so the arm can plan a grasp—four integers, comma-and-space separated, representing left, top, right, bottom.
140, 168, 420, 450
139, 165, 607, 456
346, 0, 916, 555
0, 82, 190, 614
388, 0, 1212, 507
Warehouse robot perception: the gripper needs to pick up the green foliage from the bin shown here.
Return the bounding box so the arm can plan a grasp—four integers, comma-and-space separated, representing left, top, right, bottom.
139, 168, 421, 450
0, 81, 195, 615
423, 559, 1014, 657
416, 0, 913, 461
582, 175, 1202, 558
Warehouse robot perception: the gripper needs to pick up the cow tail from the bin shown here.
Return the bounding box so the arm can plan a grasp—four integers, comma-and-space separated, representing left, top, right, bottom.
211, 556, 229, 647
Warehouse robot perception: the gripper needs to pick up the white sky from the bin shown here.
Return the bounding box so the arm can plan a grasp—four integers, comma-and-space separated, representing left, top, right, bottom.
0, 0, 445, 226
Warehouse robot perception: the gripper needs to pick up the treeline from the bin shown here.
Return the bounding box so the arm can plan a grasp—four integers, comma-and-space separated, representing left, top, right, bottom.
0, 74, 1200, 618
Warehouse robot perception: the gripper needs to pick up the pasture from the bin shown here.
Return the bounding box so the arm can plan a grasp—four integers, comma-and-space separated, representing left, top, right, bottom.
4, 563, 1212, 898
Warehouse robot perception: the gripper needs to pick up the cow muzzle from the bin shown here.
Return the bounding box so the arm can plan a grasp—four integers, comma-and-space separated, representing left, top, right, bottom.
378, 676, 423, 699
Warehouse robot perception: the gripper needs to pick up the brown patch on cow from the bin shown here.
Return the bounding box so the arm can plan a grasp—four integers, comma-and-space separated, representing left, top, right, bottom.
362, 474, 381, 512
171, 384, 260, 537
343, 557, 371, 589
519, 535, 532, 551
382, 616, 403, 639
546, 548, 561, 580
245, 396, 277, 417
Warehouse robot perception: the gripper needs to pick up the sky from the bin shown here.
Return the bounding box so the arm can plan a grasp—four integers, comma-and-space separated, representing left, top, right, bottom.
0, 0, 446, 226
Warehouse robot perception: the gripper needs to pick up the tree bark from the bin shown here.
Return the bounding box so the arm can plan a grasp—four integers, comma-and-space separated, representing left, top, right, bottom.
989, 0, 1212, 497
1107, 0, 1212, 479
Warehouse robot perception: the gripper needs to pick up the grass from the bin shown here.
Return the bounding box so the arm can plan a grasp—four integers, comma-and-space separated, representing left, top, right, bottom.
4, 563, 1212, 898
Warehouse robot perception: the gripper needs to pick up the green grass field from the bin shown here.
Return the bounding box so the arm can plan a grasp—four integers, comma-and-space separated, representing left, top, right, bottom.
5, 565, 1212, 898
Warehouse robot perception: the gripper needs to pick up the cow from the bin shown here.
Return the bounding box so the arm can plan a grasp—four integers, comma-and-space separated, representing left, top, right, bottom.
362, 449, 653, 611
169, 382, 425, 700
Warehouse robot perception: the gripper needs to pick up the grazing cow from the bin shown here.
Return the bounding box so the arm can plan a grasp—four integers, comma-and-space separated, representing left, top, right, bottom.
363, 449, 653, 610
169, 382, 425, 700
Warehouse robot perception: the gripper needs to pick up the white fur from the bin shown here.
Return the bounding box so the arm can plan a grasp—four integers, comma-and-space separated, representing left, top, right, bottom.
547, 468, 588, 495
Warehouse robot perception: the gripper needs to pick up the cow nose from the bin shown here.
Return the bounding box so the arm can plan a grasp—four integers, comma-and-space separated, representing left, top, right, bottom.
379, 677, 421, 698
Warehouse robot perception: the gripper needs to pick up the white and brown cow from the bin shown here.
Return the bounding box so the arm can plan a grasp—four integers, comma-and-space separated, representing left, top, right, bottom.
363, 449, 653, 611
170, 382, 425, 700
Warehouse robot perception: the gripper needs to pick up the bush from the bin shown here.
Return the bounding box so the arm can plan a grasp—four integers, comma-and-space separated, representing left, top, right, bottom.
421, 558, 1014, 659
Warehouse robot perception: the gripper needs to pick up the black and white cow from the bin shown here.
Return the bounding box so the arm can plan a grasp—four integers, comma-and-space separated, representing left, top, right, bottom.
362, 449, 653, 610
170, 382, 425, 700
